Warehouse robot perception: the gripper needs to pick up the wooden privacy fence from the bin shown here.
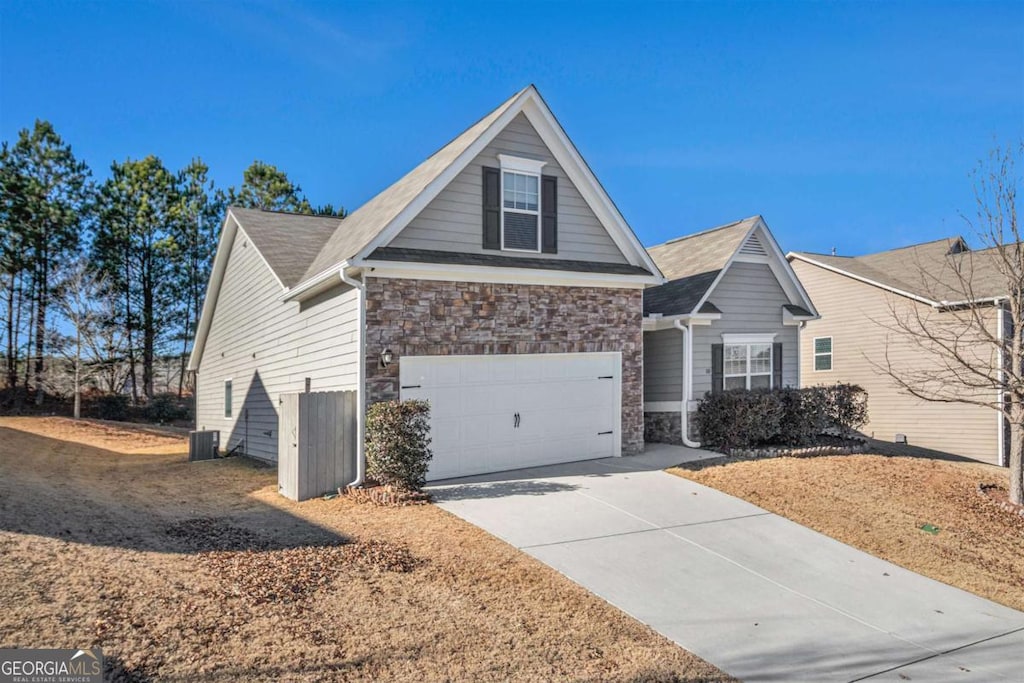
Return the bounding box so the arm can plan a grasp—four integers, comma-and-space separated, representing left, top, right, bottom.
278, 390, 357, 501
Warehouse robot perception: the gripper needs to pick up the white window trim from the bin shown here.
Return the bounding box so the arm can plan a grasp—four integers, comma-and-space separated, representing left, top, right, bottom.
723, 341, 774, 390
224, 378, 233, 419
721, 332, 777, 344
813, 336, 833, 372
498, 154, 546, 254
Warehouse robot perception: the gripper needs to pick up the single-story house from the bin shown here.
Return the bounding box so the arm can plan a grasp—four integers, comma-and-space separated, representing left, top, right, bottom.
643, 217, 818, 445
188, 85, 665, 482
788, 237, 1010, 466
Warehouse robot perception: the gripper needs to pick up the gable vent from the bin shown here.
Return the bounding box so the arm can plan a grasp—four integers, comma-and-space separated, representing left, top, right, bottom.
738, 233, 768, 257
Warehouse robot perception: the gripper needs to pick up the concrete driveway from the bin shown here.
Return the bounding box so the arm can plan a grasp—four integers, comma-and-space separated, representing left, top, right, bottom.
429, 444, 1024, 682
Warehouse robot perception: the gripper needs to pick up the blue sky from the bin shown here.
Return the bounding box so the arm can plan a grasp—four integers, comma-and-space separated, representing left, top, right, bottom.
2, 1, 1021, 256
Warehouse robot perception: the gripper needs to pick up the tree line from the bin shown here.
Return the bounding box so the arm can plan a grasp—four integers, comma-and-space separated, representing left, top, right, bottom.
0, 119, 343, 413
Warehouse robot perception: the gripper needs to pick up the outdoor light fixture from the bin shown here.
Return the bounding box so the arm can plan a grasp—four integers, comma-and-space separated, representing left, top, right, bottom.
379, 348, 394, 368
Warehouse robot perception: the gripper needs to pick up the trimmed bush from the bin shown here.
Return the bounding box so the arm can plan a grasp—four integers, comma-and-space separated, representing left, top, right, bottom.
143, 394, 190, 423
820, 383, 868, 436
365, 399, 433, 491
694, 384, 868, 451
94, 394, 129, 421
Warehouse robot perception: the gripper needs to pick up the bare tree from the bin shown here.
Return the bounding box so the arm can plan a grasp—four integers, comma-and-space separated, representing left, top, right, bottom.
876, 142, 1023, 504
55, 259, 105, 419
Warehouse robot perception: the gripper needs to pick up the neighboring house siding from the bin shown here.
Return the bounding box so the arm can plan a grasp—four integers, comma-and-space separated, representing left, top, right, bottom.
389, 113, 628, 264
644, 328, 682, 403
691, 262, 799, 397
363, 277, 644, 455
792, 260, 1000, 465
195, 229, 360, 461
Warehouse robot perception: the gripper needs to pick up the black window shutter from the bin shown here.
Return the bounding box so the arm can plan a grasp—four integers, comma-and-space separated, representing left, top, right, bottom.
482, 166, 501, 250
541, 175, 557, 254
773, 342, 783, 388
711, 344, 724, 394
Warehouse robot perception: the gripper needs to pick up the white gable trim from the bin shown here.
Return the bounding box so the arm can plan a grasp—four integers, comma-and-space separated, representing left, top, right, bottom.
691, 218, 818, 317
351, 86, 662, 279
519, 95, 662, 275
785, 251, 941, 307
187, 210, 285, 371
359, 260, 658, 289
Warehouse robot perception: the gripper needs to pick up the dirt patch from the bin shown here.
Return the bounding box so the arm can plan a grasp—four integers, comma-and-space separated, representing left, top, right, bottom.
670, 454, 1024, 611
0, 417, 727, 682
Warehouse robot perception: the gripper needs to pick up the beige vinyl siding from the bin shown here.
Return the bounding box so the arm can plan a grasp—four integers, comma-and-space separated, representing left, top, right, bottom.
792, 260, 1001, 465
388, 113, 628, 264
644, 328, 683, 403
691, 262, 799, 397
195, 228, 360, 462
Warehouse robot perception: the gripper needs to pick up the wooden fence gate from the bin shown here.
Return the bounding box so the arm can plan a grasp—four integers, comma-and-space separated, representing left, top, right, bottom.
278, 390, 357, 501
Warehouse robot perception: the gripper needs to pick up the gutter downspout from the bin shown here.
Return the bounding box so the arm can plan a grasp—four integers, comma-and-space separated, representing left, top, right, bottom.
673, 319, 701, 448
339, 269, 366, 488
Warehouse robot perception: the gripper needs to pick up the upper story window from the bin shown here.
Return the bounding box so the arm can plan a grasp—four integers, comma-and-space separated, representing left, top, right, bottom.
814, 336, 833, 371
498, 154, 546, 252
724, 342, 773, 390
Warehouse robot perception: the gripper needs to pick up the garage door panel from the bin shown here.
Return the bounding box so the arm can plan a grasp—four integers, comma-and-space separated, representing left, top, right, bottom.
400, 352, 621, 481
460, 384, 517, 415
462, 412, 516, 447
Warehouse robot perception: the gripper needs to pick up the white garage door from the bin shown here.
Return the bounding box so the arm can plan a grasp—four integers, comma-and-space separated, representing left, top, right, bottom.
400, 353, 621, 481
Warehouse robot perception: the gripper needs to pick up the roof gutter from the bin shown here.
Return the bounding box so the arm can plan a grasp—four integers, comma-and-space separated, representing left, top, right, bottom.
937, 295, 1007, 309
281, 261, 351, 302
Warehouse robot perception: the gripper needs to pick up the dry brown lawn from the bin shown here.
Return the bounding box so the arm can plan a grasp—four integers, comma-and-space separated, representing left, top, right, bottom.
0, 417, 727, 682
670, 454, 1024, 611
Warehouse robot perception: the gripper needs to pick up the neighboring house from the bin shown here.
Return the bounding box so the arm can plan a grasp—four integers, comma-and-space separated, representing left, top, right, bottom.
788, 238, 1010, 466
642, 216, 818, 445
188, 86, 663, 482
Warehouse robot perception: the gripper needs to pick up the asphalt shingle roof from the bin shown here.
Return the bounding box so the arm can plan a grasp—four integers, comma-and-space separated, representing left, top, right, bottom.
791, 236, 1013, 304
229, 207, 341, 288
369, 247, 652, 275
300, 88, 527, 281
643, 217, 759, 316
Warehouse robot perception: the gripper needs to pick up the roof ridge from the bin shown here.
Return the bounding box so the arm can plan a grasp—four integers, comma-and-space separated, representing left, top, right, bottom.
416, 85, 533, 164
229, 205, 343, 220
854, 235, 964, 260
791, 250, 853, 259
649, 215, 760, 249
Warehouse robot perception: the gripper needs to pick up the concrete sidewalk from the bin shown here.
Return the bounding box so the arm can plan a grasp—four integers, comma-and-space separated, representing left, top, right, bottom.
429, 445, 1024, 682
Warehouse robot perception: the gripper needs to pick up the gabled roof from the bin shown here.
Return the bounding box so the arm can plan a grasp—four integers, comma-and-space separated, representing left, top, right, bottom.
788, 236, 1011, 306
647, 216, 758, 283
229, 207, 340, 288
644, 216, 817, 318
190, 86, 664, 370
301, 88, 526, 281
294, 84, 661, 290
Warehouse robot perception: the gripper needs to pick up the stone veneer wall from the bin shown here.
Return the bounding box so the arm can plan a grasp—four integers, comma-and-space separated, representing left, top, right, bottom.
644, 410, 700, 445
363, 277, 644, 455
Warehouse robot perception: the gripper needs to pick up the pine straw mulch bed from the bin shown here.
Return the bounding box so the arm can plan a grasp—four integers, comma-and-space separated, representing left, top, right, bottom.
669, 454, 1024, 611
0, 416, 729, 683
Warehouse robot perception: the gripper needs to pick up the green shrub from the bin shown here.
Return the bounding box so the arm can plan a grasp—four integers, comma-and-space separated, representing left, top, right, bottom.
144, 394, 190, 423
819, 383, 868, 436
776, 387, 827, 446
694, 389, 784, 451
365, 399, 433, 491
94, 394, 129, 421
694, 384, 868, 451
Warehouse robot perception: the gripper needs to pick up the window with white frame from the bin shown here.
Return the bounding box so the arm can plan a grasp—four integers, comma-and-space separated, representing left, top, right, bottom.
814, 336, 833, 371
724, 342, 773, 390
498, 154, 545, 252
224, 380, 233, 419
